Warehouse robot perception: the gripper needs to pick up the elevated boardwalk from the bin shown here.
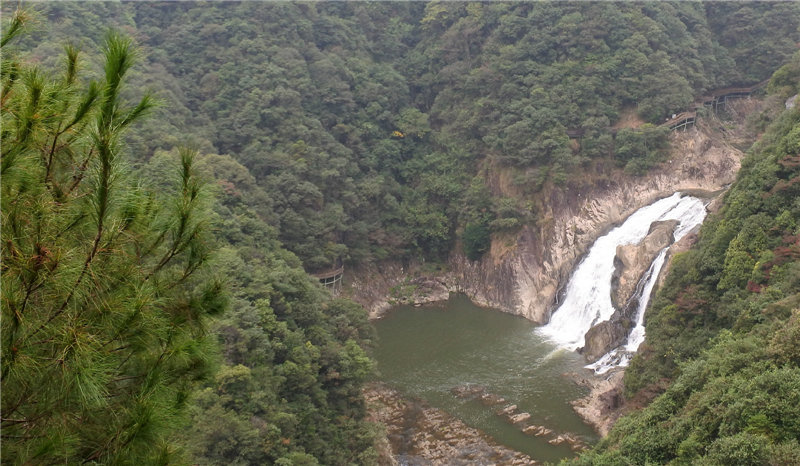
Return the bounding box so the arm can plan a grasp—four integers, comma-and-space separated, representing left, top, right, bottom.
698, 79, 768, 112
565, 79, 767, 140
662, 111, 697, 131
311, 266, 344, 294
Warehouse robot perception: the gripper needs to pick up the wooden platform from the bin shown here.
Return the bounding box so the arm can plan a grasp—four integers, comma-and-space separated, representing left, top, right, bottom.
311, 266, 344, 294
564, 79, 766, 140
661, 111, 697, 131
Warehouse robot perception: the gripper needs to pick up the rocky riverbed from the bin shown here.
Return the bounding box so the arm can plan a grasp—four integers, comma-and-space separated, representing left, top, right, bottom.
365, 383, 535, 465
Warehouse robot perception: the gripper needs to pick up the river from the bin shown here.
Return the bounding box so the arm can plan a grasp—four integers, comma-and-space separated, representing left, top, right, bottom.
373, 193, 710, 462
373, 294, 599, 463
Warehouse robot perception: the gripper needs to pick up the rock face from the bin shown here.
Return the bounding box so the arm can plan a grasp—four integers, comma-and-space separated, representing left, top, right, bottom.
348, 116, 748, 322
570, 371, 626, 437
611, 220, 678, 311
582, 321, 629, 362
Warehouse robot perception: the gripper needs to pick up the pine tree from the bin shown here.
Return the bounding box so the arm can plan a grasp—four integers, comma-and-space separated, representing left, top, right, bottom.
1, 13, 225, 464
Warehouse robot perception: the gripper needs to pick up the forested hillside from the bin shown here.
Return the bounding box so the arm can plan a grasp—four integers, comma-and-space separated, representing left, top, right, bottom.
2, 11, 377, 465
12, 2, 800, 271
573, 52, 800, 465
3, 2, 800, 465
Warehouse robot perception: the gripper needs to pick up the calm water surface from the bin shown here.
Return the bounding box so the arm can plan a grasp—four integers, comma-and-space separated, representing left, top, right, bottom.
373, 294, 598, 463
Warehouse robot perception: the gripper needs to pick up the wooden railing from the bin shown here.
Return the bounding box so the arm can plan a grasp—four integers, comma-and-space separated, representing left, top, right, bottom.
565, 79, 767, 139
662, 111, 697, 131
311, 266, 344, 294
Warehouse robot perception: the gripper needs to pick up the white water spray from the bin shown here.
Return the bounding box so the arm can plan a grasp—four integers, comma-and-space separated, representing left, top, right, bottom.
537, 193, 707, 372
585, 249, 667, 374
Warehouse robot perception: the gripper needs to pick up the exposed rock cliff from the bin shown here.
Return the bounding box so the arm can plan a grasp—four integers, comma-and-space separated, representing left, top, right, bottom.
347, 101, 755, 322
611, 220, 678, 311
570, 371, 626, 437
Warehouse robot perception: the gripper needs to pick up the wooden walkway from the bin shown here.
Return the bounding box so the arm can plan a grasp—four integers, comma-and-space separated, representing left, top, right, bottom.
697, 79, 768, 113
311, 266, 344, 294
566, 79, 768, 139
662, 111, 697, 131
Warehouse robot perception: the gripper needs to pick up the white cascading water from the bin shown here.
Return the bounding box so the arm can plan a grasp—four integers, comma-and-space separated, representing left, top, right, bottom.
585, 249, 667, 374
538, 193, 707, 373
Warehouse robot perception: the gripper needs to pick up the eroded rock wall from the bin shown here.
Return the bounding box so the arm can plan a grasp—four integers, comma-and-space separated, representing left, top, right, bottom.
347, 103, 754, 322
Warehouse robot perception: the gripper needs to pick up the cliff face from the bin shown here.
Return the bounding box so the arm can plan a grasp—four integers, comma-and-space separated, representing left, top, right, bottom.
611, 220, 678, 312
347, 102, 756, 322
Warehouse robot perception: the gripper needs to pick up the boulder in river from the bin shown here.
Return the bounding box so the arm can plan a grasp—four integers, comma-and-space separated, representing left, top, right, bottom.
522, 425, 553, 437
450, 384, 486, 399
496, 404, 517, 416
478, 393, 506, 406
508, 412, 532, 424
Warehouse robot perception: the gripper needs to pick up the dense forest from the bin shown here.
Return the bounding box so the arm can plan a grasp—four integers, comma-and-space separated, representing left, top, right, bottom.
11, 2, 800, 271
2, 2, 800, 465
1, 9, 376, 465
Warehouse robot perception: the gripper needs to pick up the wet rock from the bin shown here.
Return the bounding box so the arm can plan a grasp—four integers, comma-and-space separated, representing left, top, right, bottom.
507, 412, 531, 424
610, 220, 678, 311
450, 384, 486, 399
522, 425, 553, 437
560, 433, 589, 452
478, 393, 506, 406
570, 371, 626, 436
496, 404, 517, 416
582, 321, 629, 362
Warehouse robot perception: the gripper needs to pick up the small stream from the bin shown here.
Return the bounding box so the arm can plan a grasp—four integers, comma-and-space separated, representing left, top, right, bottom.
373, 295, 598, 463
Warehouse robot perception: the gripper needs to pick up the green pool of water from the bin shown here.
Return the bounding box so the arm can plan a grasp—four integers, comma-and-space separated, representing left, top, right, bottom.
373, 294, 599, 463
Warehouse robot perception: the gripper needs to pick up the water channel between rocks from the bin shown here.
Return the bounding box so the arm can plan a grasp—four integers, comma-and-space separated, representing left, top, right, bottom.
373, 294, 599, 463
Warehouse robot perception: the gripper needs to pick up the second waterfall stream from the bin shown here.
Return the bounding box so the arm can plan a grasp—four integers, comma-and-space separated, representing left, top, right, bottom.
538, 193, 708, 374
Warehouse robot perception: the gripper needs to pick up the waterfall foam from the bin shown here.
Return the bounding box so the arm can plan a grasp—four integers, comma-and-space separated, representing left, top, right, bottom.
537, 193, 707, 373
585, 250, 667, 374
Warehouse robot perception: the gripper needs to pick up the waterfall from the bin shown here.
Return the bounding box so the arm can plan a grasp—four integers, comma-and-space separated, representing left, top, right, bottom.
585, 249, 667, 374
537, 193, 707, 373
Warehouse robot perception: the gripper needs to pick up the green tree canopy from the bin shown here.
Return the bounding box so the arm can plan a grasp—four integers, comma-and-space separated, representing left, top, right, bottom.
1, 21, 224, 464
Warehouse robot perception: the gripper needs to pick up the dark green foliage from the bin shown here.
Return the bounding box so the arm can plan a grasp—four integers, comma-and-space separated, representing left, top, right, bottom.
705, 3, 800, 84
463, 222, 491, 261
572, 65, 800, 464
613, 125, 671, 175
2, 12, 381, 465
174, 153, 379, 465
1, 24, 222, 464
11, 1, 799, 271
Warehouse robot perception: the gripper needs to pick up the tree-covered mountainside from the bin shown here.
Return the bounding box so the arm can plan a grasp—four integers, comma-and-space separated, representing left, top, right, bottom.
2, 11, 378, 466
572, 53, 800, 465
4, 3, 800, 465
172, 149, 379, 464
10, 1, 800, 272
